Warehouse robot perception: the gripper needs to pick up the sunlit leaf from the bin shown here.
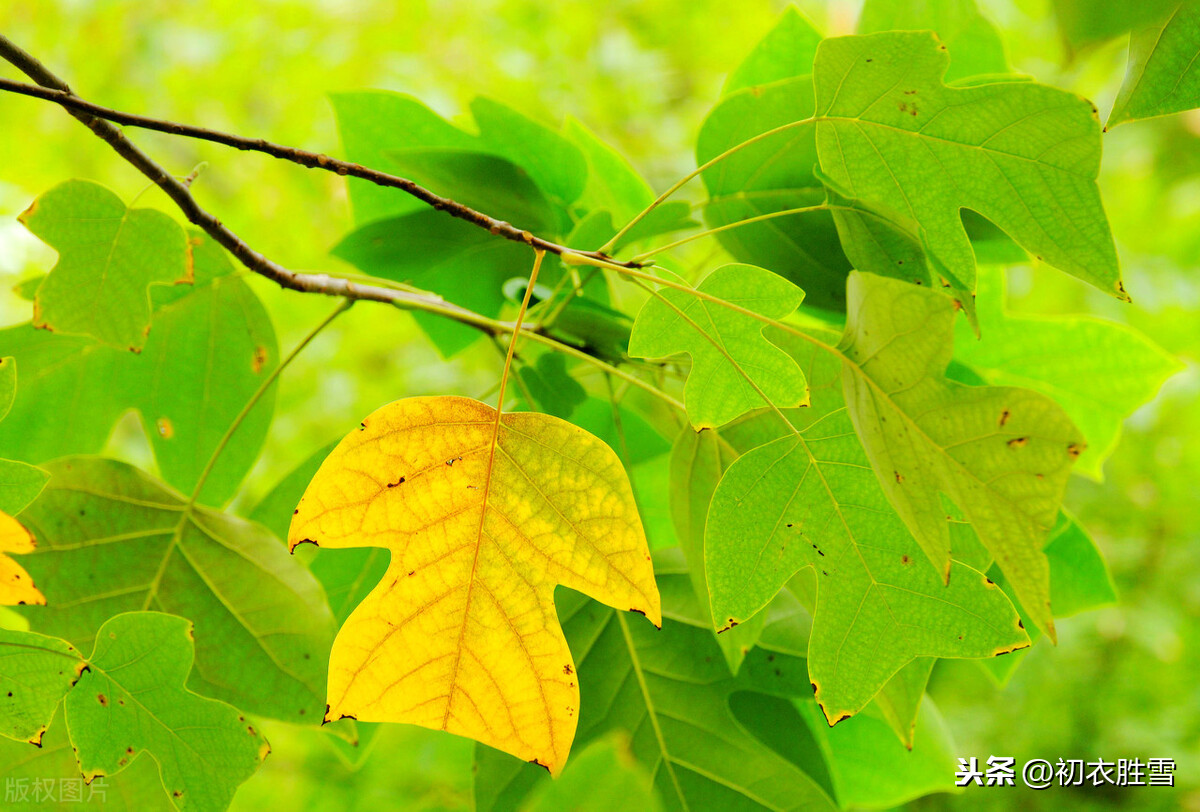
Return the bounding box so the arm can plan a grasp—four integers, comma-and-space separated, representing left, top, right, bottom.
953, 270, 1181, 478
723, 6, 822, 94
858, 0, 1010, 82
64, 612, 267, 810
839, 272, 1083, 637
628, 264, 809, 429
14, 458, 334, 723
0, 234, 278, 506
288, 396, 661, 774
19, 180, 191, 351
0, 512, 45, 608
0, 627, 80, 743
813, 32, 1124, 299
1109, 1, 1200, 126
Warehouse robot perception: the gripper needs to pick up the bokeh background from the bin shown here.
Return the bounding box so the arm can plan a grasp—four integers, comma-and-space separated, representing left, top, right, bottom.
0, 1, 1196, 809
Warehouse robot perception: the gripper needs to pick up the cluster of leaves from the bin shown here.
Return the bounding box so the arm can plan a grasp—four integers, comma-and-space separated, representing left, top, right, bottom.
0, 1, 1195, 809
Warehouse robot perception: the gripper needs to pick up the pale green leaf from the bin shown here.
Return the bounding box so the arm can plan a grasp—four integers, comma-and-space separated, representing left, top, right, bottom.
698, 76, 852, 312
857, 0, 1010, 83
813, 32, 1124, 299
562, 117, 655, 224
723, 6, 823, 94
797, 692, 962, 808
330, 91, 478, 225
0, 707, 170, 811
523, 733, 662, 812
1110, 1, 1200, 126
953, 269, 1181, 478
0, 233, 278, 507
839, 272, 1084, 638
65, 612, 267, 811
0, 628, 82, 744
470, 97, 588, 208
14, 458, 334, 724
628, 264, 809, 429
20, 180, 191, 350
1052, 0, 1178, 51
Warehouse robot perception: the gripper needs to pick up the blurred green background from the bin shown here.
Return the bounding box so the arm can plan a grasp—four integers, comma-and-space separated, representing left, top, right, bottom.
0, 1, 1196, 809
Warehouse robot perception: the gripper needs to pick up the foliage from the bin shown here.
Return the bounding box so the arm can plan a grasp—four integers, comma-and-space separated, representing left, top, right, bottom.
0, 1, 1195, 810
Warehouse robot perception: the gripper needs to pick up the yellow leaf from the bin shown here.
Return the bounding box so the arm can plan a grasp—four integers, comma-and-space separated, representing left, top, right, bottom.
289, 396, 661, 774
0, 510, 45, 606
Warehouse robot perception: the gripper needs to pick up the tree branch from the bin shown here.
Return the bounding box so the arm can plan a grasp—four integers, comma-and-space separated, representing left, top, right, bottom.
0, 38, 641, 268
0, 34, 682, 410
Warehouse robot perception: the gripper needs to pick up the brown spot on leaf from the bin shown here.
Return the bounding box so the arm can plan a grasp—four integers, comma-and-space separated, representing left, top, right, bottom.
563, 664, 573, 675
156, 417, 174, 439
894, 470, 904, 483
999, 409, 1011, 426
387, 476, 406, 488
251, 345, 269, 374
97, 693, 108, 707
902, 554, 911, 564
1008, 437, 1028, 448
1067, 443, 1083, 458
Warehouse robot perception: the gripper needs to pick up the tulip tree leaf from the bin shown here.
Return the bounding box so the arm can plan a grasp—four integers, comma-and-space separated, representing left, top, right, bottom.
0, 233, 278, 506
19, 180, 192, 351
812, 32, 1124, 299
0, 627, 82, 744
953, 270, 1181, 478
697, 76, 852, 312
1052, 0, 1178, 51
0, 708, 171, 811
1109, 1, 1200, 126
857, 0, 1010, 83
12, 457, 334, 724
838, 272, 1084, 639
723, 6, 823, 94
64, 612, 267, 811
706, 327, 1028, 722
628, 264, 809, 429
473, 586, 838, 812
288, 396, 661, 775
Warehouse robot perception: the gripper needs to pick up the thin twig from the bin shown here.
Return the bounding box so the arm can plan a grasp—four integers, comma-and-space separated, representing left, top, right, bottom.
0, 68, 640, 268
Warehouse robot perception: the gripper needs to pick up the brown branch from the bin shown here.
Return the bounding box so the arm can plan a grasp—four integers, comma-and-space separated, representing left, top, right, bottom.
0, 68, 637, 267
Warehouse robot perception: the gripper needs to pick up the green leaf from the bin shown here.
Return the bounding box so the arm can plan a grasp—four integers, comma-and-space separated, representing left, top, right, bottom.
0, 233, 278, 506
1052, 0, 1178, 51
473, 591, 838, 812
20, 180, 191, 351
14, 458, 334, 724
723, 6, 823, 94
384, 148, 558, 233
568, 398, 670, 466
0, 356, 14, 422
698, 76, 852, 312
0, 628, 82, 744
0, 707, 171, 811
1110, 2, 1200, 126
838, 272, 1084, 638
65, 612, 267, 811
562, 117, 654, 224
857, 0, 1010, 83
813, 32, 1125, 299
706, 405, 1028, 722
522, 733, 663, 812
517, 353, 587, 419
978, 511, 1117, 684
470, 97, 588, 209
332, 213, 533, 357
797, 692, 962, 808
330, 91, 478, 225
628, 264, 809, 429
667, 428, 765, 672
953, 270, 1181, 478
0, 360, 50, 516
